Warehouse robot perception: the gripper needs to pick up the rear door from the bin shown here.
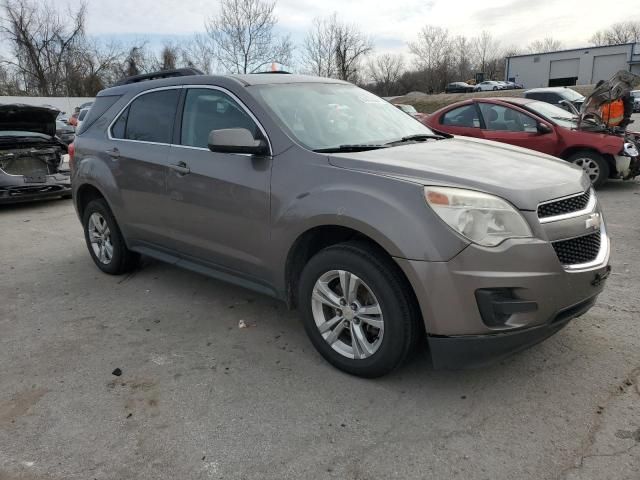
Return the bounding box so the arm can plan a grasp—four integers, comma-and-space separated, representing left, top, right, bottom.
164, 86, 272, 280
477, 102, 558, 155
108, 87, 180, 246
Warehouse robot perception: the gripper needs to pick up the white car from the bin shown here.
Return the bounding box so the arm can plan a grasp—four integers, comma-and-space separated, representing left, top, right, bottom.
474, 81, 506, 92
75, 107, 90, 131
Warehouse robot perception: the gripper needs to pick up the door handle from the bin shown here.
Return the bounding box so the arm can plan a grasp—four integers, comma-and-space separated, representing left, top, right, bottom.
105, 148, 120, 159
169, 162, 190, 175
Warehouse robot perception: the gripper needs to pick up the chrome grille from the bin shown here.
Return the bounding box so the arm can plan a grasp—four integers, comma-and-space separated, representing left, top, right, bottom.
538, 191, 591, 219
552, 232, 601, 265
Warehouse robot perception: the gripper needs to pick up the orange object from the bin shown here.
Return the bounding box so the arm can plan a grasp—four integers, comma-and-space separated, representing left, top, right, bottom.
600, 99, 624, 126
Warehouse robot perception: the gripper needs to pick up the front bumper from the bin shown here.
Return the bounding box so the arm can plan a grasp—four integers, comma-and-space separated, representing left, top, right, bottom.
0, 173, 71, 204
396, 226, 610, 369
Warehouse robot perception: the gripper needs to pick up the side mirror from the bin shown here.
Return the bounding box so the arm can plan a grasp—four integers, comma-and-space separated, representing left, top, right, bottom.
537, 123, 553, 134
207, 128, 269, 156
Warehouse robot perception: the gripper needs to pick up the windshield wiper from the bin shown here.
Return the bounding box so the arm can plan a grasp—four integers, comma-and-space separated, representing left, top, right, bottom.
313, 144, 388, 153
384, 134, 444, 145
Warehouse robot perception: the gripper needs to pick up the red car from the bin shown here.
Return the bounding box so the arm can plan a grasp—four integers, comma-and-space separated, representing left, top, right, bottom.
425, 96, 639, 187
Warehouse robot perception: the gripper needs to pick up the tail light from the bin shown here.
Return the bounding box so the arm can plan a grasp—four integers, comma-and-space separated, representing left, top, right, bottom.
68, 142, 75, 172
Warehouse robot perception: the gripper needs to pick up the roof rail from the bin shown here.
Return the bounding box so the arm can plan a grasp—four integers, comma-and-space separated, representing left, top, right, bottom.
113, 68, 204, 86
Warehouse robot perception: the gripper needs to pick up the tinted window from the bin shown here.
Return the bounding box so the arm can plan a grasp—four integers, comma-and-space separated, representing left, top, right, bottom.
111, 108, 128, 139
117, 89, 179, 143
180, 88, 259, 148
78, 109, 88, 121
479, 104, 538, 132
441, 105, 480, 128
76, 95, 121, 135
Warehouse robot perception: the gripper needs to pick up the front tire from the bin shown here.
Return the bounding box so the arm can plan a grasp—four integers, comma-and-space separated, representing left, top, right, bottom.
567, 150, 610, 188
82, 198, 139, 274
298, 242, 420, 378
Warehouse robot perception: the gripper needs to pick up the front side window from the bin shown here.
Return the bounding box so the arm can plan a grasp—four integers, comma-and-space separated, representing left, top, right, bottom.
441, 105, 480, 128
251, 83, 433, 150
180, 88, 259, 149
111, 89, 180, 143
478, 104, 538, 132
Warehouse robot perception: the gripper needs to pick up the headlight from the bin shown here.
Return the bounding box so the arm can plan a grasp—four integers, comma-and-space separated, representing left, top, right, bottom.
424, 186, 532, 247
623, 142, 638, 157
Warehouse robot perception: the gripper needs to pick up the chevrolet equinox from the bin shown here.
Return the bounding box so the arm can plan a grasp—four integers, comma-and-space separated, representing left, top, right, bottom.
71, 72, 611, 377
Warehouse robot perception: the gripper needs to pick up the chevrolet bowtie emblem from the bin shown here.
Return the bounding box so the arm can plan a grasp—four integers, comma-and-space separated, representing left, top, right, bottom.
585, 213, 601, 231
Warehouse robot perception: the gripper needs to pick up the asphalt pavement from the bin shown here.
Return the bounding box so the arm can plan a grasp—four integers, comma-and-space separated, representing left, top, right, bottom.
1, 180, 639, 480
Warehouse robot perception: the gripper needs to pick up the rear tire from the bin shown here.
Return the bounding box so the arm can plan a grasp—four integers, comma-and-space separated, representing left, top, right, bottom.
298, 242, 420, 378
82, 198, 139, 274
567, 150, 610, 188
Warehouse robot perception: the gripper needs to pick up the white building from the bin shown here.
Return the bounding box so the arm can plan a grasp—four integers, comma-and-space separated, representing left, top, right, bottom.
505, 43, 640, 88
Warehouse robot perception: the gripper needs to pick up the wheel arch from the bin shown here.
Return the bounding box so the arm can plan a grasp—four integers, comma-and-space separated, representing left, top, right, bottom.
560, 147, 615, 176
283, 224, 420, 317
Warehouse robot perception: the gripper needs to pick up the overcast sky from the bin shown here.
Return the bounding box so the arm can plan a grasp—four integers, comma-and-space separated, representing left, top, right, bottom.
85, 0, 639, 55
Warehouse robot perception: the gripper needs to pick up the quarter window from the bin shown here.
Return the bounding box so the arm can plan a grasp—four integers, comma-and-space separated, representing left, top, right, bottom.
180, 88, 259, 149
111, 89, 180, 143
441, 105, 480, 128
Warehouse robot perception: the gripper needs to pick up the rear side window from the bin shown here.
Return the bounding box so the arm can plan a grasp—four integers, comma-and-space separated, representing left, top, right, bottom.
179, 88, 259, 148
112, 89, 180, 143
76, 95, 121, 135
441, 105, 480, 128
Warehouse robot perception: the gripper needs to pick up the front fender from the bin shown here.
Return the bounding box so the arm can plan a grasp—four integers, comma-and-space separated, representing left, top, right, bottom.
268, 151, 470, 291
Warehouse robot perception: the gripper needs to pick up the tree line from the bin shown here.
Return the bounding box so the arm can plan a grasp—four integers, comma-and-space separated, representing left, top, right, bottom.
1, 0, 638, 98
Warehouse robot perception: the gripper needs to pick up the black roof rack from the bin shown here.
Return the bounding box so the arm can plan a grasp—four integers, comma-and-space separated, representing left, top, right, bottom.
251, 70, 292, 74
113, 68, 204, 86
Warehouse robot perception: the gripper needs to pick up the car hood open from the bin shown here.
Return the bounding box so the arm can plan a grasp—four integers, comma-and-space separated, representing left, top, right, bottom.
0, 104, 59, 138
580, 70, 640, 124
328, 136, 590, 211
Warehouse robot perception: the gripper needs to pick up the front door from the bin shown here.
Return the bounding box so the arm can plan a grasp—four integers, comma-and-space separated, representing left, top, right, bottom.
477, 103, 558, 155
164, 87, 272, 280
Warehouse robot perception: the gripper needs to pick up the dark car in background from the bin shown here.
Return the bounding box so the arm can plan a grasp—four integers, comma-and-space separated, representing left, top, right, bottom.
524, 87, 585, 112
445, 82, 474, 93
56, 120, 75, 144
0, 104, 71, 203
632, 90, 640, 112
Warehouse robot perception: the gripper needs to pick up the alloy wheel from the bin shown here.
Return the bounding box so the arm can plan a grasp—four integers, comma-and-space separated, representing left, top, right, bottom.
311, 270, 384, 360
571, 157, 600, 183
87, 212, 114, 265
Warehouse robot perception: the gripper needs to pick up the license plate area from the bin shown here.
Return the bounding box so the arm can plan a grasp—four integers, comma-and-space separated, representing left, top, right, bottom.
24, 175, 47, 183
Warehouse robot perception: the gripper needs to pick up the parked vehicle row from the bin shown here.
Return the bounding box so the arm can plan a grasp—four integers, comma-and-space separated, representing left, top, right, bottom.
69, 70, 611, 377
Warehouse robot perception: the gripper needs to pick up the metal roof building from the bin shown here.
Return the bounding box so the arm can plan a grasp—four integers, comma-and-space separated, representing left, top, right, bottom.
505, 43, 640, 88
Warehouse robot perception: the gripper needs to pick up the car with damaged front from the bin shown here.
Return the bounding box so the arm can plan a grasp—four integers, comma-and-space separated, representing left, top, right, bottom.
0, 104, 71, 204
71, 72, 611, 377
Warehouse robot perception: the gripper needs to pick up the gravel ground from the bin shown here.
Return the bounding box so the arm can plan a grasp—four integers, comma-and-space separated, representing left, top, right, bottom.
1, 179, 639, 480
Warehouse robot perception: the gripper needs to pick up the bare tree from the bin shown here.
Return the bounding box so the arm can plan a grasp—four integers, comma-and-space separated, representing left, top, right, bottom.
0, 0, 87, 95
204, 0, 292, 74
452, 35, 473, 82
409, 25, 450, 72
181, 33, 216, 74
333, 21, 373, 82
301, 14, 338, 77
473, 31, 500, 75
158, 43, 179, 71
367, 53, 404, 95
527, 37, 563, 53
589, 21, 640, 46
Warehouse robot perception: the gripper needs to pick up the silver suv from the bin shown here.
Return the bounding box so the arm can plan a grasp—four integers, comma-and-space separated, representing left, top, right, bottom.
71, 72, 610, 377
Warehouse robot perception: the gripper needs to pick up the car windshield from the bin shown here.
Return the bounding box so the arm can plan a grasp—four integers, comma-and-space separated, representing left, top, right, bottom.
525, 101, 577, 128
559, 89, 584, 102
251, 83, 434, 150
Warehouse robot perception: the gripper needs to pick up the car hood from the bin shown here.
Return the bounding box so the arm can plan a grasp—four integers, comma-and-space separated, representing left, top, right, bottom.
0, 104, 59, 138
580, 70, 640, 121
328, 136, 590, 211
